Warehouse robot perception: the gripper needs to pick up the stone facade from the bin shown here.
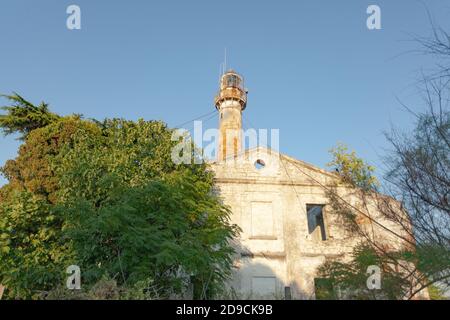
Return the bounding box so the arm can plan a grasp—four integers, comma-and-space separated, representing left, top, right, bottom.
210, 147, 419, 299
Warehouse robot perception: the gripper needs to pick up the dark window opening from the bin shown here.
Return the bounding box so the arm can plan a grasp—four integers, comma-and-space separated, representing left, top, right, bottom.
284, 286, 292, 300
307, 204, 327, 241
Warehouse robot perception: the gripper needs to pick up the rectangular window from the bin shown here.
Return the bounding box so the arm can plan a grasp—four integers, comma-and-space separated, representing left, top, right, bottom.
252, 276, 276, 298
307, 204, 327, 241
251, 201, 275, 239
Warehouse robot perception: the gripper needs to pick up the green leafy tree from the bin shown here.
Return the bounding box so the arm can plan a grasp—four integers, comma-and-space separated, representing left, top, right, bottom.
318, 244, 411, 300
54, 119, 238, 299
318, 145, 412, 300
320, 142, 449, 300
328, 143, 379, 191
0, 97, 238, 299
0, 116, 99, 299
0, 191, 72, 299
0, 93, 60, 140
1, 116, 99, 203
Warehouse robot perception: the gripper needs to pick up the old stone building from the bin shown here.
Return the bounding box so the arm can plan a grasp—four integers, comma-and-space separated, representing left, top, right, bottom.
210, 70, 424, 299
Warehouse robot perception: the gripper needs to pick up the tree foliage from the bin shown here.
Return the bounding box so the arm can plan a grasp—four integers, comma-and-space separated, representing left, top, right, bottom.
328, 143, 379, 191
318, 244, 411, 300
318, 22, 450, 300
322, 134, 449, 299
0, 191, 71, 299
54, 119, 238, 299
322, 146, 415, 300
0, 93, 60, 140
0, 100, 238, 299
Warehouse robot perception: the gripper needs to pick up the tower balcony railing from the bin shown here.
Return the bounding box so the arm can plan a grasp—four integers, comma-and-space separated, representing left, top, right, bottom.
214, 87, 247, 110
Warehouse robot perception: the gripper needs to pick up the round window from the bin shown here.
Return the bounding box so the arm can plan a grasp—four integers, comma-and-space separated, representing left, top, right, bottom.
254, 159, 266, 170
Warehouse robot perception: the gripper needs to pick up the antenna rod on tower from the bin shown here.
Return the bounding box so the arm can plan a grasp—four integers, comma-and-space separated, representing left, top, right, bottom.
224, 47, 227, 73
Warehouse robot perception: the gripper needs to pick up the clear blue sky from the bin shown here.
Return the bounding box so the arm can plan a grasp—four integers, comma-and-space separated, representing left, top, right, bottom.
1, 0, 449, 185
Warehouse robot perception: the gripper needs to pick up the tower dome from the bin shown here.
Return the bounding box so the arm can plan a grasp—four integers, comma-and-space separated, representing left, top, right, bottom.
215, 70, 247, 111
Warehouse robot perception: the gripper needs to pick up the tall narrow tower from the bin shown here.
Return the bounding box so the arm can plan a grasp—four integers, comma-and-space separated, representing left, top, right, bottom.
214, 70, 247, 161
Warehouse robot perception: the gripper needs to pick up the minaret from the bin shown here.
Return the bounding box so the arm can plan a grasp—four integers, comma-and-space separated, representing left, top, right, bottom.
214, 70, 247, 161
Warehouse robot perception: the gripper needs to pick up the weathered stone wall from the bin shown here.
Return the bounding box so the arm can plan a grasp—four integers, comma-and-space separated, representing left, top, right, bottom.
211, 147, 416, 299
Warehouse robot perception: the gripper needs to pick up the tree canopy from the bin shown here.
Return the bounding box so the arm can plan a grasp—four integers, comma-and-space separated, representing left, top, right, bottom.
0, 93, 61, 140
0, 101, 238, 299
